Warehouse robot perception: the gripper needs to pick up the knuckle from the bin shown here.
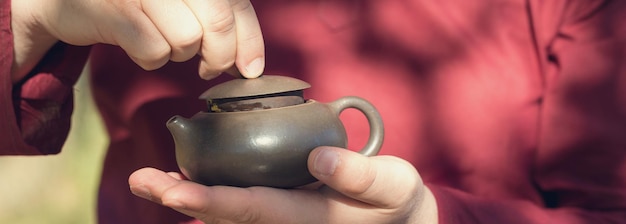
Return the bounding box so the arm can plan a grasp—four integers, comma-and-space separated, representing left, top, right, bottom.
233, 206, 261, 224
229, 0, 253, 12
239, 30, 264, 46
231, 188, 262, 223
380, 156, 422, 187
130, 45, 170, 70
169, 36, 201, 62
203, 57, 235, 72
206, 10, 235, 34
116, 0, 141, 15
174, 29, 203, 50
382, 156, 423, 207
216, 59, 236, 71
111, 1, 173, 69
342, 160, 378, 196
392, 156, 422, 184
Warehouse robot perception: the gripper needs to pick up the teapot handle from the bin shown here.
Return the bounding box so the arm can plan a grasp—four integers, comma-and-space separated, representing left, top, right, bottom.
328, 96, 384, 156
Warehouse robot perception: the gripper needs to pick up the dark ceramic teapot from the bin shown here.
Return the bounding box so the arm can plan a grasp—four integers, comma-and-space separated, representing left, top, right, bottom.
166, 75, 384, 188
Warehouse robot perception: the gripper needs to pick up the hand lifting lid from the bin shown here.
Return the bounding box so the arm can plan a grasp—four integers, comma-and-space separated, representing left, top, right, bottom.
166, 75, 384, 188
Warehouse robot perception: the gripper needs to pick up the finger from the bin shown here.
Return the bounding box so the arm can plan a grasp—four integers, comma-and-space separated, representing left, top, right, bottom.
167, 172, 187, 180
34, 0, 173, 70
105, 3, 172, 70
129, 167, 182, 204
129, 167, 256, 221
129, 167, 327, 223
307, 146, 424, 209
141, 0, 203, 62
230, 0, 265, 78
184, 0, 237, 79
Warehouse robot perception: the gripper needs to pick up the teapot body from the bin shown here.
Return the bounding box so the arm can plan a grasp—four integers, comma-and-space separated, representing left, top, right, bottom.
167, 100, 347, 188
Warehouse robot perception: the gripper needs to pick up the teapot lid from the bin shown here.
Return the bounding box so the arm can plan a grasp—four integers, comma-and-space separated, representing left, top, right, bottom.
199, 75, 311, 100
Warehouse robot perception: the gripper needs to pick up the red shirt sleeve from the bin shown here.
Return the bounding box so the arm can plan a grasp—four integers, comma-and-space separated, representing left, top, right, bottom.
0, 0, 90, 155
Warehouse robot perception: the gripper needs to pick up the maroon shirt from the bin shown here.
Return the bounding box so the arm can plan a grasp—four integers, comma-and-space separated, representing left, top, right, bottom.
3, 0, 626, 223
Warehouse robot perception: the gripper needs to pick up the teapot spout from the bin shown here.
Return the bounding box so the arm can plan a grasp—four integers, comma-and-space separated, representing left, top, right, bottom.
166, 115, 197, 180
166, 115, 194, 146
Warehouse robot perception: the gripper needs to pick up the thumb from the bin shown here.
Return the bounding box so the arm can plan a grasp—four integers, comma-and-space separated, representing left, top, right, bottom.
307, 146, 424, 209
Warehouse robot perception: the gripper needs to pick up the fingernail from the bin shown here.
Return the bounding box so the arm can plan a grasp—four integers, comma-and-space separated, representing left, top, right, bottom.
130, 184, 152, 201
244, 57, 264, 78
313, 149, 341, 176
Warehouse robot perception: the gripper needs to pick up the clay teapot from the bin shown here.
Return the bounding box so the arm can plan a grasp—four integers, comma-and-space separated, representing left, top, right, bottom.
166, 75, 384, 188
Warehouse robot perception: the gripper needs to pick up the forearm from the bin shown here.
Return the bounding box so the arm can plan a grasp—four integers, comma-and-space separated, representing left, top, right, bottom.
1, 0, 90, 155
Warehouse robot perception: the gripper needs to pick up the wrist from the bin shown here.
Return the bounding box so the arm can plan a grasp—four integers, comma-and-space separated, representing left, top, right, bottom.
10, 0, 58, 84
